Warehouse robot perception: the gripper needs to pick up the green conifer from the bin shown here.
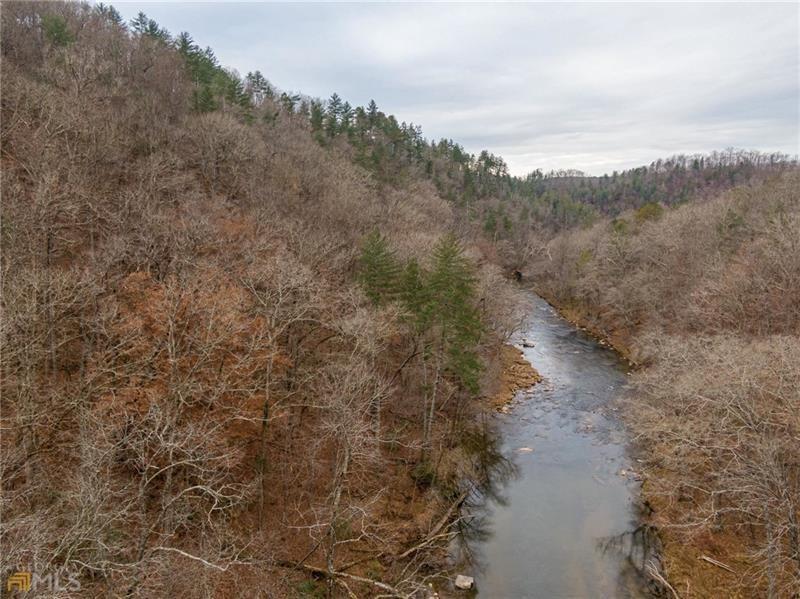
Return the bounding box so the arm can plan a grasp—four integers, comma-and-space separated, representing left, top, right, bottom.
358, 231, 400, 305
427, 235, 483, 392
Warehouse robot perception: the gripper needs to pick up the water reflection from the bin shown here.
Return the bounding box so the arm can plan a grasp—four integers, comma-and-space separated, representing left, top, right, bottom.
452, 294, 662, 598
597, 524, 668, 597
452, 422, 519, 571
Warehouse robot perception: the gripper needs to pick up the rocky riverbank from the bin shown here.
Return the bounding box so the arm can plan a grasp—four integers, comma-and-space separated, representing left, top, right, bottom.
485, 344, 542, 412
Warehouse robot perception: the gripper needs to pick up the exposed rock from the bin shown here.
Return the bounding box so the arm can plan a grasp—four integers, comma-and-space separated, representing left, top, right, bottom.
521, 338, 535, 347
454, 574, 474, 590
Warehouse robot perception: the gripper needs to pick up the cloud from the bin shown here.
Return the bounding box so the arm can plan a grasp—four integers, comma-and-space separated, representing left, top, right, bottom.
115, 2, 799, 175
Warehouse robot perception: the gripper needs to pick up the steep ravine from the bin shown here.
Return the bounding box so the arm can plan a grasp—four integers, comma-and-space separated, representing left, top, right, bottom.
453, 293, 664, 598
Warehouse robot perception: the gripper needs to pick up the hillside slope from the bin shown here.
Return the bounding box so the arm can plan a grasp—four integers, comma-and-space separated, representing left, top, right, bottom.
2, 2, 797, 597
527, 172, 800, 597
1, 3, 523, 596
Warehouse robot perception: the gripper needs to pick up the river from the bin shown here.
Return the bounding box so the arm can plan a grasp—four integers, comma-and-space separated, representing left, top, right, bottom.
454, 293, 659, 598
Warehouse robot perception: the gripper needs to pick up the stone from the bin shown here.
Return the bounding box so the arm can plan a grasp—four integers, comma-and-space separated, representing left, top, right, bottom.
521, 338, 535, 348
454, 574, 474, 590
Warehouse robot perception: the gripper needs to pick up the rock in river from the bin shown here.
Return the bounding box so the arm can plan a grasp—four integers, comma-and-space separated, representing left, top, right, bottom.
454, 574, 474, 590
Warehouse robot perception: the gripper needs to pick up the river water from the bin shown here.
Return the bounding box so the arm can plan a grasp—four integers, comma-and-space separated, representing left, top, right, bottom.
454, 294, 657, 598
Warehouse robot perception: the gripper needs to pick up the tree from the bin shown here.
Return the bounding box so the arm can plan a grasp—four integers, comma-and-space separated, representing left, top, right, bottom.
309, 100, 325, 142
245, 70, 271, 106
130, 12, 169, 43
427, 235, 483, 393
176, 31, 195, 56
483, 209, 497, 237
326, 93, 342, 137
240, 248, 320, 522
42, 14, 74, 47
400, 258, 431, 331
194, 85, 217, 113
339, 101, 353, 135
95, 3, 123, 25
130, 12, 149, 35
367, 99, 378, 129
358, 231, 400, 305
280, 91, 301, 113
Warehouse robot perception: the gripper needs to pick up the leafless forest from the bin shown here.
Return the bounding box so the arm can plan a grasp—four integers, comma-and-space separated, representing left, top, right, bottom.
529, 174, 800, 597
1, 3, 525, 596
1, 2, 798, 598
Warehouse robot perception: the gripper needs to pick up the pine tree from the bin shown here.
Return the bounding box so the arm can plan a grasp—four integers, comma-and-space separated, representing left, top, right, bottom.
280, 92, 301, 113
358, 231, 400, 305
326, 93, 342, 137
95, 3, 122, 25
367, 99, 379, 129
222, 70, 251, 109
310, 100, 325, 137
130, 12, 149, 35
399, 258, 431, 331
427, 234, 483, 392
131, 12, 169, 43
339, 101, 353, 136
176, 31, 196, 57
353, 106, 368, 137
245, 70, 271, 106
194, 85, 217, 113
483, 210, 498, 235
41, 14, 74, 47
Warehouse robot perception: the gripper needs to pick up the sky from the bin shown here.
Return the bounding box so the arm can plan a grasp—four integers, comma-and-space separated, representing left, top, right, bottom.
113, 2, 799, 176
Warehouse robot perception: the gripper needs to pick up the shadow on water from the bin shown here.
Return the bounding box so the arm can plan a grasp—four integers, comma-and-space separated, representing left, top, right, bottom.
450, 293, 668, 598
597, 524, 670, 597
452, 423, 520, 568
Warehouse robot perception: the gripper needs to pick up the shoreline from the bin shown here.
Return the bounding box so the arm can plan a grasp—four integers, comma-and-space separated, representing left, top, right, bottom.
484, 343, 542, 412
531, 288, 639, 367
527, 286, 751, 598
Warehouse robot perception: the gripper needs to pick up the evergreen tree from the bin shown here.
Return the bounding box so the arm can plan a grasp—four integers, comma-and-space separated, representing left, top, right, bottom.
340, 101, 353, 135
367, 99, 379, 129
194, 85, 217, 113
245, 70, 271, 105
221, 70, 250, 109
358, 231, 400, 305
130, 12, 149, 35
130, 12, 169, 42
483, 210, 497, 235
41, 14, 74, 47
400, 258, 431, 332
280, 92, 301, 113
427, 235, 483, 392
326, 93, 342, 137
176, 31, 196, 57
95, 3, 122, 25
353, 106, 368, 136
310, 100, 325, 137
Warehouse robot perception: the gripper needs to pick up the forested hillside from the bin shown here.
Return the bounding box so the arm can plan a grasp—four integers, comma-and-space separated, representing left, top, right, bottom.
527, 172, 800, 596
1, 3, 523, 596
2, 2, 797, 598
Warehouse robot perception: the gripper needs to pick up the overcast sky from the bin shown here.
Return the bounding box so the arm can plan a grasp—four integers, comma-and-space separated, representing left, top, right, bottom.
114, 2, 799, 176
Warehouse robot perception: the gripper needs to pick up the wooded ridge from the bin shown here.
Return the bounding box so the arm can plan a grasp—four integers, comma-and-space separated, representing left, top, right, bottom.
1, 2, 797, 597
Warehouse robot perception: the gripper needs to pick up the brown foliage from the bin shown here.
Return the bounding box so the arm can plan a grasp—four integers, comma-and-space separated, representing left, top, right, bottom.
631, 335, 800, 597
1, 3, 519, 596
527, 172, 800, 596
